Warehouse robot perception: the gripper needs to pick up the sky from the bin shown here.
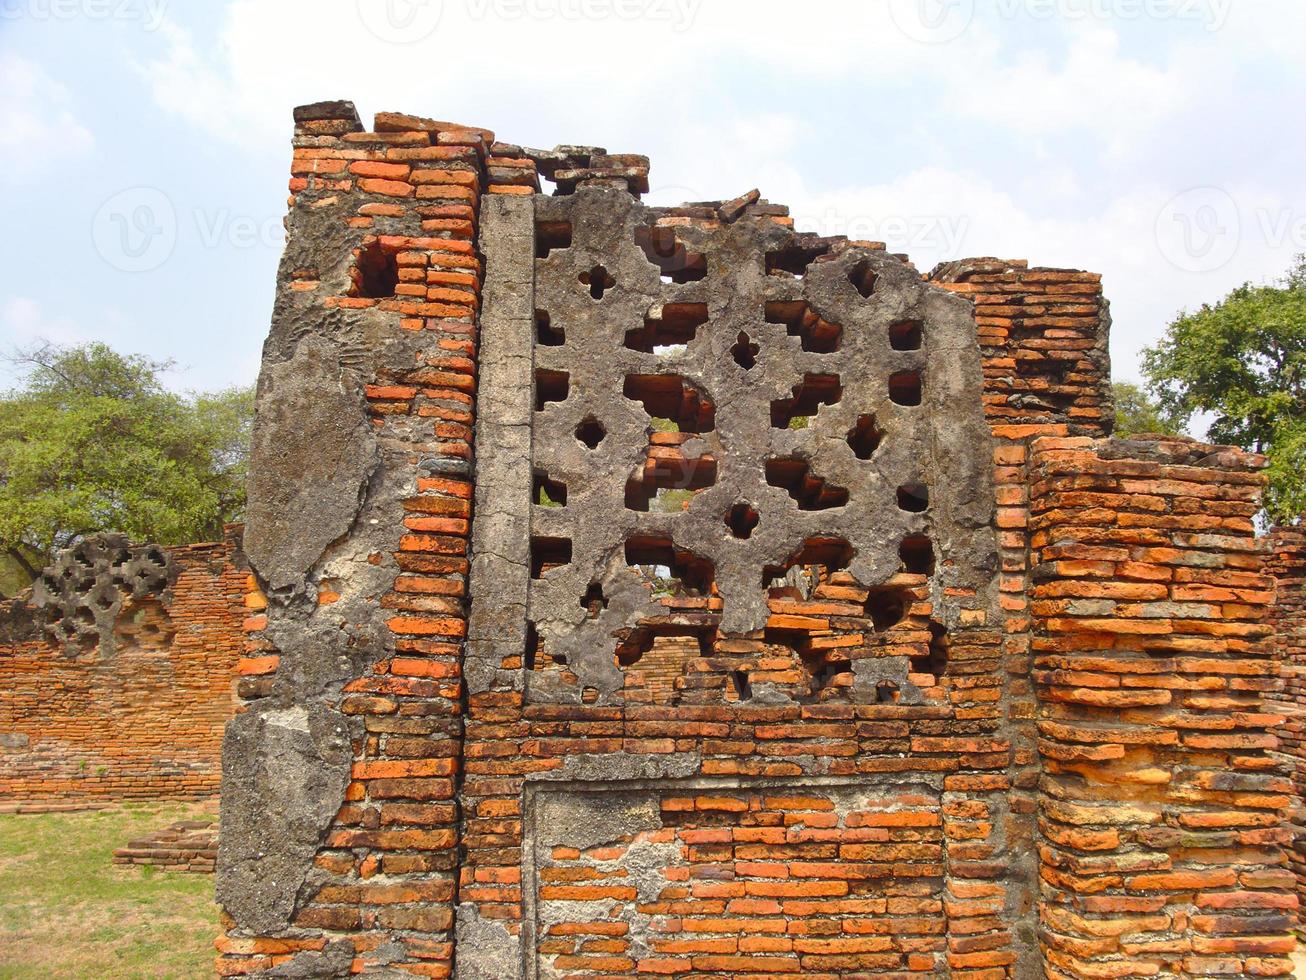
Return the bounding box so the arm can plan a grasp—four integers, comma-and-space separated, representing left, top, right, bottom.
1, 0, 1303, 396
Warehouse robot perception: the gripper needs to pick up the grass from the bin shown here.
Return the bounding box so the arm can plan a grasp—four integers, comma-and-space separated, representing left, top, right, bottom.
0, 802, 218, 978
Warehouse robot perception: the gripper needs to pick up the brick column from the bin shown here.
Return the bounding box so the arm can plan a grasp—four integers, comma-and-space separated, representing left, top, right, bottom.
1265, 526, 1306, 921
929, 257, 1114, 979
1029, 436, 1296, 979
216, 103, 489, 978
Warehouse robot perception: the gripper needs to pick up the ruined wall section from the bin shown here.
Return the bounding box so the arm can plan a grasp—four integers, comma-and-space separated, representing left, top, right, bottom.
216, 102, 485, 977
453, 156, 1039, 978
1029, 436, 1296, 978
217, 101, 1302, 980
928, 257, 1115, 974
1265, 525, 1306, 919
0, 528, 246, 803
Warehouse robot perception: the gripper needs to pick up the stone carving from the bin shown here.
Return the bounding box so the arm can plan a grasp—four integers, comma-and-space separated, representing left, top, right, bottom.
471, 185, 997, 703
30, 534, 176, 654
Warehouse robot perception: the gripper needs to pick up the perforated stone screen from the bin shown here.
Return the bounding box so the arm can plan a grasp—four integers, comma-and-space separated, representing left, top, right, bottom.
468, 186, 997, 706
31, 534, 176, 655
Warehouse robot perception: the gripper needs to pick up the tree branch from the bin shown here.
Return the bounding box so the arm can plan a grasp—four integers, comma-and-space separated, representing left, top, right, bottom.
6, 546, 40, 582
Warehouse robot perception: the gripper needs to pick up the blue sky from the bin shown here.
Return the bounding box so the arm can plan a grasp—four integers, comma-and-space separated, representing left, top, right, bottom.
2, 0, 1303, 397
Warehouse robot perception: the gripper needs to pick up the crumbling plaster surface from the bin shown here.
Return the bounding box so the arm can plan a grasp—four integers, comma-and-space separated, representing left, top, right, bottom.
466, 194, 535, 698
218, 193, 440, 935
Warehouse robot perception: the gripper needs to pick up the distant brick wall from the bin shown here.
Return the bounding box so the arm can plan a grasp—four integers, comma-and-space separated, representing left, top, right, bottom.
0, 528, 246, 803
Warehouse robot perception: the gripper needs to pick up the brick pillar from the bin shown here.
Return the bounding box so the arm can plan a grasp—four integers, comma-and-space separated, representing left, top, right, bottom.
1265, 526, 1306, 921
929, 257, 1114, 979
1029, 436, 1296, 979
215, 103, 489, 978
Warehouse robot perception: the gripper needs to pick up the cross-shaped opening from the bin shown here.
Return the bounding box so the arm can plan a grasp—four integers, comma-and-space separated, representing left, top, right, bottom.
846, 415, 882, 459
848, 259, 877, 298
900, 535, 935, 576
890, 319, 923, 350
575, 416, 606, 449
731, 332, 759, 370
581, 582, 608, 619
889, 371, 923, 406
579, 265, 615, 300
770, 374, 842, 429
534, 370, 570, 411
536, 310, 564, 346
726, 503, 760, 539
897, 484, 929, 512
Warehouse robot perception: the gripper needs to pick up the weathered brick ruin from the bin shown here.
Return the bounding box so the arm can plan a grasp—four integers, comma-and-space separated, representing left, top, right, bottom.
214, 100, 1300, 978
0, 527, 246, 805
1267, 526, 1306, 919
113, 818, 220, 873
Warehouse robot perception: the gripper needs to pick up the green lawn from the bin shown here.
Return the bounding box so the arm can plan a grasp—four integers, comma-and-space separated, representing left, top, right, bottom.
0, 803, 218, 978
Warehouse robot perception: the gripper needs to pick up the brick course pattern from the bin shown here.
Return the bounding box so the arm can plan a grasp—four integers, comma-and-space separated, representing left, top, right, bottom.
1266, 526, 1306, 921
213, 101, 1298, 979
0, 528, 246, 803
113, 818, 219, 873
1029, 438, 1294, 977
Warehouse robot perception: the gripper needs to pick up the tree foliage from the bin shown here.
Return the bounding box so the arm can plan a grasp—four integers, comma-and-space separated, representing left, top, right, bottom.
1142, 256, 1306, 525
1112, 382, 1183, 438
0, 342, 254, 583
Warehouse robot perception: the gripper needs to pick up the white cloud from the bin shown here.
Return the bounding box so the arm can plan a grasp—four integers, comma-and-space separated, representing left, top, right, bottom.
0, 53, 94, 179
949, 27, 1184, 140
782, 166, 1304, 383
0, 297, 87, 352
123, 0, 1306, 385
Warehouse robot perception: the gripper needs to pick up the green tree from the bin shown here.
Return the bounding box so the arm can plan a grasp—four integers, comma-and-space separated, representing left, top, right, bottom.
1142, 255, 1306, 525
1112, 381, 1184, 438
0, 342, 254, 585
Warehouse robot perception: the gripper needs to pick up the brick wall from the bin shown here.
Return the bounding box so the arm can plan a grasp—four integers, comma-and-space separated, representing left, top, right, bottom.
113, 818, 219, 872
1266, 526, 1306, 919
928, 257, 1116, 976
1030, 437, 1296, 977
213, 101, 1297, 979
216, 103, 483, 976
0, 528, 246, 804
